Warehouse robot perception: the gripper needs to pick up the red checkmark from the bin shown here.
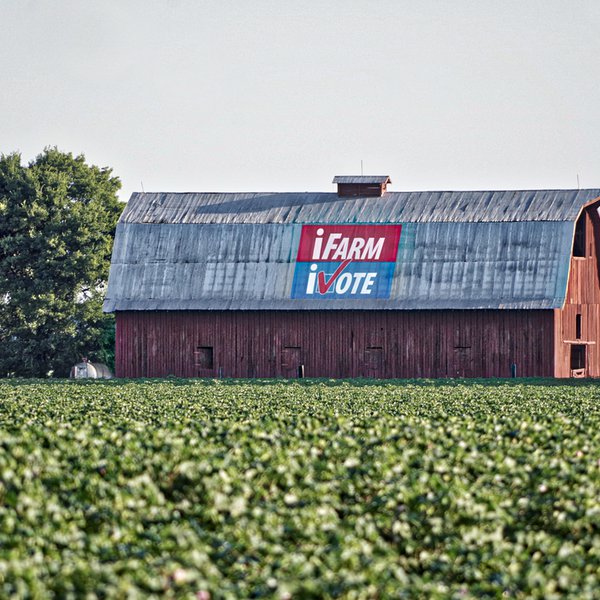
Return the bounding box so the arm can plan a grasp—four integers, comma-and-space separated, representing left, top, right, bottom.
317, 259, 352, 294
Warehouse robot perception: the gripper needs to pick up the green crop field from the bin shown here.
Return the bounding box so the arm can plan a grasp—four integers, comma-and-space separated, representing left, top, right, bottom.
1, 379, 600, 599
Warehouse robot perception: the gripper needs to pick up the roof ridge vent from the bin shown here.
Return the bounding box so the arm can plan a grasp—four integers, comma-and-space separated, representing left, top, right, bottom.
332, 175, 391, 197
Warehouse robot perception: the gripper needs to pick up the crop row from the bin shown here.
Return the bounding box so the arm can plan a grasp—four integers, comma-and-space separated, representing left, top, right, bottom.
1, 379, 600, 598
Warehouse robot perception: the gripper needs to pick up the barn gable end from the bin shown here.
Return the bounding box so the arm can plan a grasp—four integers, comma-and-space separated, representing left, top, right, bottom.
554, 200, 600, 377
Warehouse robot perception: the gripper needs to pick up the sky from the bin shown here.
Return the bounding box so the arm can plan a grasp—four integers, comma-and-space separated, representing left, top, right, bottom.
1, 0, 599, 201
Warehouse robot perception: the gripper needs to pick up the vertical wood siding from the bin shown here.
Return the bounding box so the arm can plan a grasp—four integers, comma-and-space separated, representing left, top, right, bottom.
116, 310, 554, 379
554, 206, 600, 377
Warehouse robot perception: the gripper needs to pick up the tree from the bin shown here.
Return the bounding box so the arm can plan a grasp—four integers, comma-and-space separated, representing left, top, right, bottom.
0, 148, 122, 377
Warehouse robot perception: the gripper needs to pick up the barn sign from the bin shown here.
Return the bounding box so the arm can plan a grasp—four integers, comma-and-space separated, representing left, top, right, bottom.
291, 225, 402, 299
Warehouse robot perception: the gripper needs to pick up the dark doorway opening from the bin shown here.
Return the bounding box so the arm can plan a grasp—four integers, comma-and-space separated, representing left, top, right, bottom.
574, 217, 586, 257
195, 346, 214, 372
570, 344, 586, 371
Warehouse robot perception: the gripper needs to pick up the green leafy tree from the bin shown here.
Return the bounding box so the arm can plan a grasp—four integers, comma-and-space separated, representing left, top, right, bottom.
0, 148, 122, 377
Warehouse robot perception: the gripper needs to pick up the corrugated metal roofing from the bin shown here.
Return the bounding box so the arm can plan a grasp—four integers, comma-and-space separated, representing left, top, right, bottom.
332, 175, 391, 184
119, 189, 600, 225
104, 188, 600, 312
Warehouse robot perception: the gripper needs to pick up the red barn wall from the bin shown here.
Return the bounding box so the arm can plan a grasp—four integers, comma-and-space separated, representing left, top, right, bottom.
554, 206, 600, 377
115, 310, 554, 379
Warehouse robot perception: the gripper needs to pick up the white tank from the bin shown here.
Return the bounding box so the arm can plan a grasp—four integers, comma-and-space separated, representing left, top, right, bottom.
70, 361, 113, 379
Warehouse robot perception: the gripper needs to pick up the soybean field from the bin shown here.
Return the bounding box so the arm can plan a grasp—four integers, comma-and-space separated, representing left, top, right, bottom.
1, 379, 600, 599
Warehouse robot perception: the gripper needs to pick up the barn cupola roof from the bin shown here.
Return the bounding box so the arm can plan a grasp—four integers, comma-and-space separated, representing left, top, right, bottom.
332, 175, 391, 198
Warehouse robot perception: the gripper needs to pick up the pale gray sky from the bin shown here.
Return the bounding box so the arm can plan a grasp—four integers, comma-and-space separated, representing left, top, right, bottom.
1, 0, 599, 200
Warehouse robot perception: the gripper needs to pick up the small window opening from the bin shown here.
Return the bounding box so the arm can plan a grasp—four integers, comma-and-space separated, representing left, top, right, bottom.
573, 216, 586, 257
281, 346, 301, 365
571, 344, 586, 370
576, 314, 582, 339
365, 346, 383, 370
195, 346, 214, 369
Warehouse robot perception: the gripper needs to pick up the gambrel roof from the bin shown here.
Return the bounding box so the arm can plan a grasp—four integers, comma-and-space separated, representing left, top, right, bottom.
104, 189, 600, 312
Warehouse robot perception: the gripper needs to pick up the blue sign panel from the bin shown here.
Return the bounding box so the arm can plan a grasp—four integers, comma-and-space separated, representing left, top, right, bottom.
292, 260, 396, 299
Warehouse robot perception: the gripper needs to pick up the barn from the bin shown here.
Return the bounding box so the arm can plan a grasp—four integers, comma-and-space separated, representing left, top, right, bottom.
104, 177, 600, 379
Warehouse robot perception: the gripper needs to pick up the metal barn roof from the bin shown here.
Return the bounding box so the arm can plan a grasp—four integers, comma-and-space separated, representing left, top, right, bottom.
104, 188, 600, 312
119, 189, 600, 225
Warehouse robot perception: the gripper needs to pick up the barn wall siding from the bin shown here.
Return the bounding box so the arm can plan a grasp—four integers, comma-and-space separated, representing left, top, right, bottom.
115, 310, 554, 379
555, 207, 600, 377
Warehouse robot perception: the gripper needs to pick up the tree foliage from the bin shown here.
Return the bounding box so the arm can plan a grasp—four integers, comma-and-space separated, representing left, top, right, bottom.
0, 148, 122, 377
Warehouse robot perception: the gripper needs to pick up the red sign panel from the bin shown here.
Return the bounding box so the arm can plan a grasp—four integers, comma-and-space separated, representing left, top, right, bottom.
296, 225, 402, 263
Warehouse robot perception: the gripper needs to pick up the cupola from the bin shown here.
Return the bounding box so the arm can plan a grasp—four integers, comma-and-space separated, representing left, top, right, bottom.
332, 175, 391, 197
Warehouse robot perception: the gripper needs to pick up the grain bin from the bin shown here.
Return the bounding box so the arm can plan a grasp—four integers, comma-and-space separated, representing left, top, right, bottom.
70, 360, 113, 379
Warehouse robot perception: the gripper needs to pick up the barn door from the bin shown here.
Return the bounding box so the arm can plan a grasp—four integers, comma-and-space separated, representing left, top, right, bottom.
452, 318, 473, 378
364, 346, 384, 377
280, 346, 301, 378
452, 347, 472, 378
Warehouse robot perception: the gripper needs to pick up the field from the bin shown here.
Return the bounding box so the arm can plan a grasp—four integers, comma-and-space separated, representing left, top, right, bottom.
1, 379, 600, 599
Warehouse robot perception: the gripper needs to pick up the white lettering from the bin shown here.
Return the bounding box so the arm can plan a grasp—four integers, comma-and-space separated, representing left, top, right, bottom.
331, 238, 349, 260
350, 272, 367, 293
306, 264, 318, 293
322, 233, 342, 260
347, 237, 366, 259
361, 273, 377, 294
363, 238, 385, 260
312, 228, 325, 260
335, 272, 353, 294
